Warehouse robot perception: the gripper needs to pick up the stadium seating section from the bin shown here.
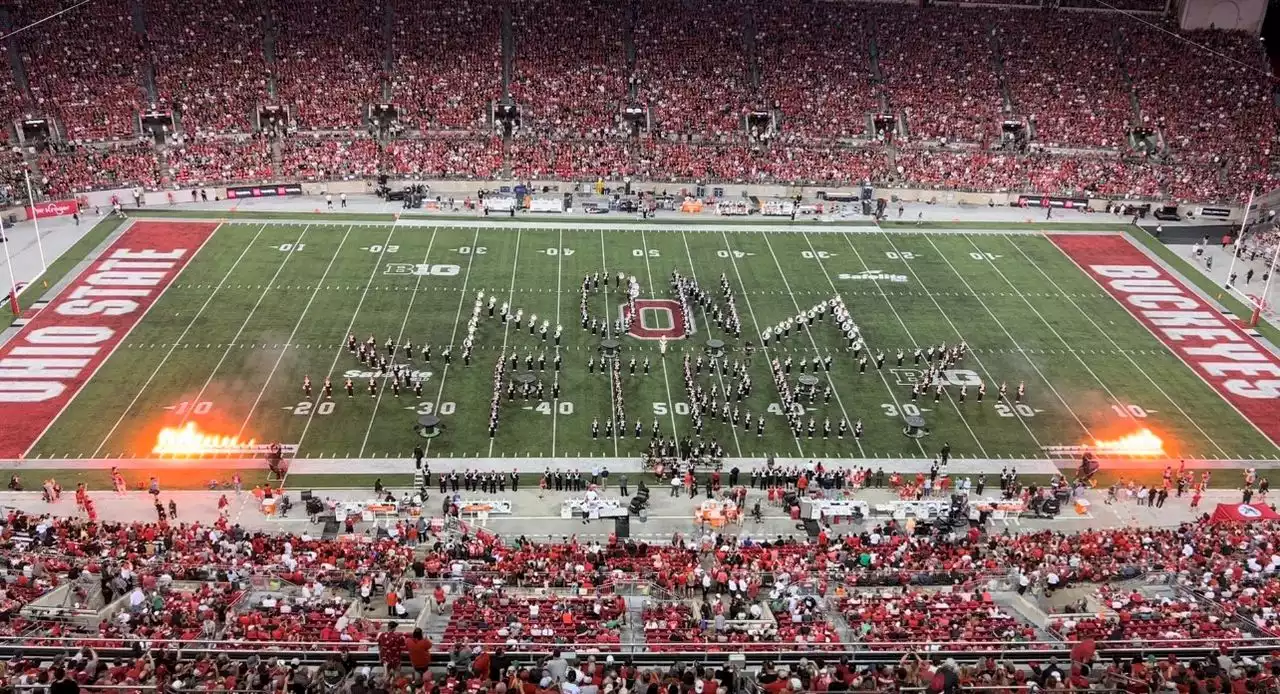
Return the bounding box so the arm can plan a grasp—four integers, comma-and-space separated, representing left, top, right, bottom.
4, 0, 1276, 203
4, 507, 1280, 694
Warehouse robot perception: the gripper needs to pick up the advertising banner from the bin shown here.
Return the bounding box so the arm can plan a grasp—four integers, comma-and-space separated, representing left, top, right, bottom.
226, 184, 304, 199
1014, 195, 1089, 209
25, 199, 79, 219
483, 197, 516, 212
530, 198, 564, 213
762, 200, 796, 217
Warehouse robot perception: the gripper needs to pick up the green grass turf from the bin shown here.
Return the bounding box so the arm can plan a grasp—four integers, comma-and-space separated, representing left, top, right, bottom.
7, 215, 126, 327
25, 221, 1278, 463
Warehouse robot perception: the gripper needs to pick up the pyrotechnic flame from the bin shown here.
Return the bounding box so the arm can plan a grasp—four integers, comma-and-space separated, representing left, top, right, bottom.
1091, 428, 1165, 456
153, 422, 257, 455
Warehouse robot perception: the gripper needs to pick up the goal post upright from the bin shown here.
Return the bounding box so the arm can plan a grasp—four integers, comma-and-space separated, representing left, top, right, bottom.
1223, 188, 1254, 289
1251, 241, 1280, 327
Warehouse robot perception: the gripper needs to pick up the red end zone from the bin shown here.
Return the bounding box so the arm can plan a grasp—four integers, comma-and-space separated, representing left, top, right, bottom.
0, 221, 218, 458
1050, 233, 1280, 447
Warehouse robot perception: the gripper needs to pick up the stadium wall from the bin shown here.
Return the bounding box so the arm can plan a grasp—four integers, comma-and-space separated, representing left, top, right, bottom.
52, 182, 1243, 222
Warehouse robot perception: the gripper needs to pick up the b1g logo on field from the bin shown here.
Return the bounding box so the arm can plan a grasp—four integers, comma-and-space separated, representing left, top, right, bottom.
891, 368, 983, 387
384, 263, 461, 277
621, 299, 689, 340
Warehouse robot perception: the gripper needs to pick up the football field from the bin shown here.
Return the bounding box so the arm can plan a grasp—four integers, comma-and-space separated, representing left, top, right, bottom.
8, 215, 1280, 465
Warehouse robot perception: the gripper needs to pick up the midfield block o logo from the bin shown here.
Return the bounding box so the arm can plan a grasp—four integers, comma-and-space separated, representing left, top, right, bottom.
621, 299, 689, 340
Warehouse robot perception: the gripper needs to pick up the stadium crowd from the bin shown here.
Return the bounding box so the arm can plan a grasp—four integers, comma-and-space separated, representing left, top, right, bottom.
2, 0, 1273, 205
1, 485, 1280, 692
7, 447, 1280, 679
872, 6, 1003, 144
269, 0, 383, 131
509, 0, 629, 140
996, 13, 1135, 149
162, 137, 275, 187
390, 0, 500, 132
754, 2, 876, 143
17, 0, 145, 142
145, 0, 267, 135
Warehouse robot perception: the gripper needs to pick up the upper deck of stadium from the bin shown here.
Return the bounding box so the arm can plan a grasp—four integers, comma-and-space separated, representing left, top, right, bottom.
0, 0, 1273, 206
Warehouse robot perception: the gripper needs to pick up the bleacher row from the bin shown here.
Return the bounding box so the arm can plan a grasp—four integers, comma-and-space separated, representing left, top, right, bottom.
2, 509, 1280, 655
6, 507, 1280, 692
35, 136, 1280, 204
1, 0, 1274, 204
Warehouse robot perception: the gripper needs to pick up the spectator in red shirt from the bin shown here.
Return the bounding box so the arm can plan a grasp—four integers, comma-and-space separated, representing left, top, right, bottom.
407, 627, 433, 675
377, 621, 405, 673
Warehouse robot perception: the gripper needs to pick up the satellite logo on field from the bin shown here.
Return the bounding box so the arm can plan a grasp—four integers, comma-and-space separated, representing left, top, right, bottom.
344, 369, 433, 381
837, 270, 908, 283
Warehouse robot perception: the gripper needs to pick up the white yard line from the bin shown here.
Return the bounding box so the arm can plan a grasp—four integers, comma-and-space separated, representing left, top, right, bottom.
424, 227, 483, 455
486, 229, 523, 458
237, 225, 355, 439
44, 221, 226, 458
717, 231, 805, 457
551, 228, 564, 457
677, 230, 742, 457
172, 226, 314, 434
919, 235, 1093, 438
825, 234, 989, 457
599, 228, 620, 457
870, 230, 1044, 454
357, 226, 441, 456
639, 228, 682, 448
960, 235, 1133, 421
90, 223, 265, 458
289, 224, 405, 475
1016, 237, 1231, 458
764, 232, 908, 456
